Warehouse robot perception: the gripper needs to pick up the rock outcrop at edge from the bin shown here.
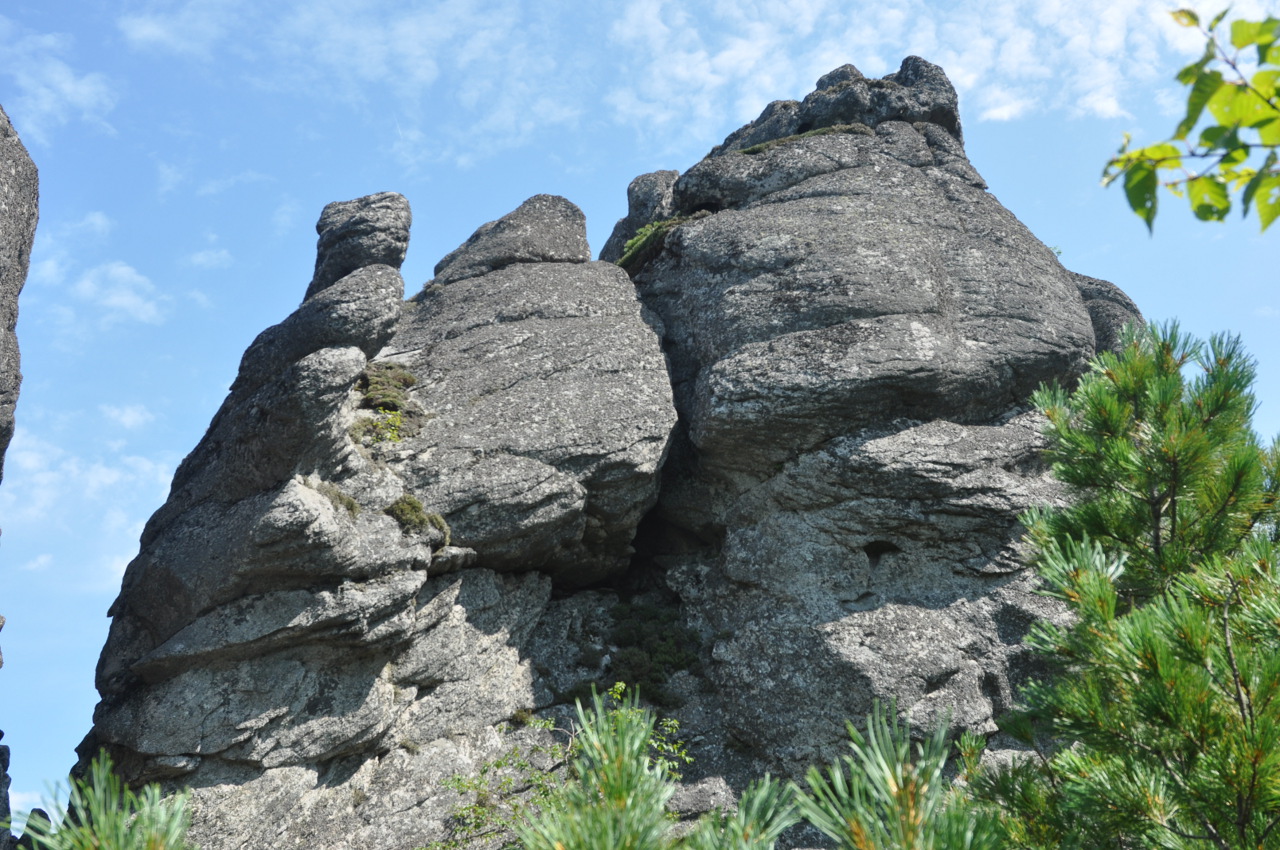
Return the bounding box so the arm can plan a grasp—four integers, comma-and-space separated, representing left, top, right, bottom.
0, 102, 37, 850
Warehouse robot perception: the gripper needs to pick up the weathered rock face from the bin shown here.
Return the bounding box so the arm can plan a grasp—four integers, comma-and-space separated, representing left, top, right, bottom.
84, 59, 1142, 850
613, 56, 1137, 774
0, 104, 36, 487
84, 192, 678, 848
0, 102, 36, 850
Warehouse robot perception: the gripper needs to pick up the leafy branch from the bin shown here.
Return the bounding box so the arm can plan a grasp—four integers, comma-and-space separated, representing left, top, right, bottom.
1103, 9, 1280, 231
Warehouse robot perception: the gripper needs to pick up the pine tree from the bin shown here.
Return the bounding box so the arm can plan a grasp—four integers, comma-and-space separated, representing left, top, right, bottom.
1025, 321, 1279, 600
972, 323, 1280, 849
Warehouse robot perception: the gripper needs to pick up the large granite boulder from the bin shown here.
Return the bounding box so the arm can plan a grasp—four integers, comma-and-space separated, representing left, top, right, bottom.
617, 57, 1137, 773
84, 193, 678, 849
83, 59, 1143, 850
0, 103, 36, 850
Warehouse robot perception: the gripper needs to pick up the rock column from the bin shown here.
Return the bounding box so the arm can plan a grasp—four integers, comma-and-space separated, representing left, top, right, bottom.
0, 102, 38, 850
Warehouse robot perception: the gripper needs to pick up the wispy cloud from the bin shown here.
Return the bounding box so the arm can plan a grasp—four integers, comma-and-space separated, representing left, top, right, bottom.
100, 403, 156, 430
118, 0, 247, 59
72, 261, 167, 326
0, 429, 173, 526
19, 554, 52, 572
157, 162, 185, 194
197, 170, 272, 196
187, 248, 233, 269
272, 198, 302, 234
599, 0, 1238, 159
0, 16, 117, 144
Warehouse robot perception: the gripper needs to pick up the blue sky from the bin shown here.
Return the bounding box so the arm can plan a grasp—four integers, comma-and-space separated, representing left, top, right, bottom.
1, 0, 1277, 816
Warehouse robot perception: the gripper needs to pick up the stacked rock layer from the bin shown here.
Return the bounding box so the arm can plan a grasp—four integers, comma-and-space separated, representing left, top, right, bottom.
84, 58, 1140, 850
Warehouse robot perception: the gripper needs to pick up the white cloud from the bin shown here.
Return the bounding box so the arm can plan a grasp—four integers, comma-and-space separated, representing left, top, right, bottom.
187, 248, 233, 269
0, 429, 174, 530
197, 170, 271, 196
157, 162, 185, 194
19, 554, 52, 572
7, 791, 48, 825
72, 261, 167, 325
118, 0, 247, 59
272, 198, 302, 234
597, 0, 1245, 159
100, 403, 155, 430
74, 211, 112, 238
0, 17, 117, 144
1256, 306, 1280, 318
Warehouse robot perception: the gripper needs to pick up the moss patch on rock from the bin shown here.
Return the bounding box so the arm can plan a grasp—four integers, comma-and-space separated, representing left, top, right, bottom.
314, 480, 360, 517
384, 494, 450, 544
739, 121, 873, 155
359, 361, 417, 412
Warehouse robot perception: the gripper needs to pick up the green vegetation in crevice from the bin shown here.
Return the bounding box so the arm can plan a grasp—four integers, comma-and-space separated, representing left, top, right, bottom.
350, 407, 404, 445
359, 361, 417, 411
561, 600, 702, 710
738, 121, 873, 156
313, 480, 360, 517
616, 215, 692, 273
383, 494, 450, 544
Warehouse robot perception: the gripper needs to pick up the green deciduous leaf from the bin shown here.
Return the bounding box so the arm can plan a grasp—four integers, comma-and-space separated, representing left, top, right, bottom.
1232, 18, 1264, 48
1171, 9, 1199, 28
1177, 69, 1225, 139
1254, 174, 1280, 230
1123, 162, 1159, 231
1187, 175, 1231, 220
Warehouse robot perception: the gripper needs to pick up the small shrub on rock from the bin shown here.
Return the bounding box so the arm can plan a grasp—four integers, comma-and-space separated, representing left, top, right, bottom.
7, 752, 193, 850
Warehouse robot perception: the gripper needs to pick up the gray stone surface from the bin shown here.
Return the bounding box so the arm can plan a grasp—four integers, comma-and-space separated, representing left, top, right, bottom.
709, 56, 962, 160
432, 194, 591, 285
1074, 271, 1143, 354
599, 170, 679, 263
392, 240, 677, 586
83, 61, 1142, 850
307, 192, 411, 299
87, 192, 677, 849
619, 59, 1122, 772
0, 101, 35, 850
0, 105, 36, 486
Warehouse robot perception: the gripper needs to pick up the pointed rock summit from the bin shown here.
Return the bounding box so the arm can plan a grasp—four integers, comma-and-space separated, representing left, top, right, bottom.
84, 60, 1141, 850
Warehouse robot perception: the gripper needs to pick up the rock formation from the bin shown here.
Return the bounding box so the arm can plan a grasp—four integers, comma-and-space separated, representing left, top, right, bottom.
83, 58, 1141, 849
0, 102, 37, 850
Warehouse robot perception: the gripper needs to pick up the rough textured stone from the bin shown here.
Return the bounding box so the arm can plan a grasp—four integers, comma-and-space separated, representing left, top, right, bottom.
0, 105, 35, 486
599, 170, 679, 263
307, 192, 411, 299
1074, 271, 1143, 354
393, 241, 677, 586
432, 194, 591, 285
82, 61, 1143, 850
0, 101, 36, 850
85, 191, 677, 849
709, 56, 962, 159
618, 58, 1124, 772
